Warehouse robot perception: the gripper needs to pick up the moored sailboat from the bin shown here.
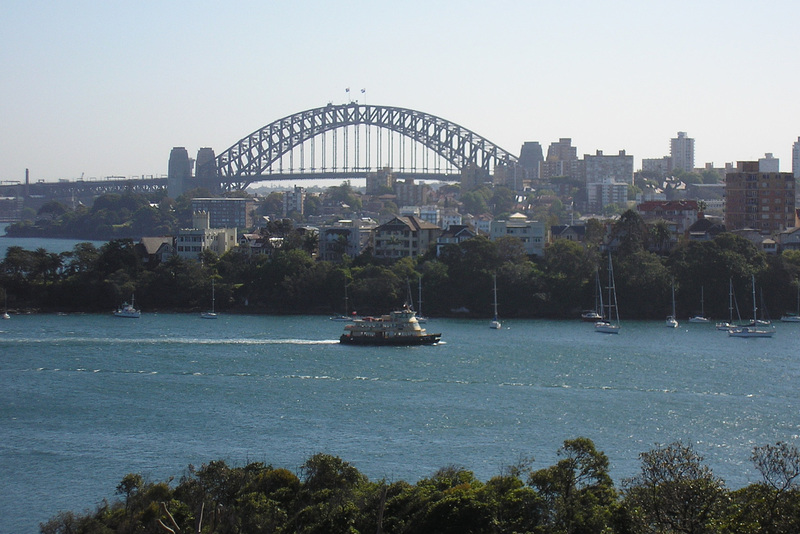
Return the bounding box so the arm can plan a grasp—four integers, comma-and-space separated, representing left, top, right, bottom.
729, 275, 774, 338
716, 278, 736, 330
415, 276, 429, 323
489, 274, 501, 329
595, 252, 620, 334
330, 281, 359, 322
201, 279, 218, 319
581, 270, 603, 322
688, 286, 710, 323
665, 280, 678, 328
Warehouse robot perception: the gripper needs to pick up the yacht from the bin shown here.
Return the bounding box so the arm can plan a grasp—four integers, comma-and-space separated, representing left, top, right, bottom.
729, 275, 774, 338
665, 281, 678, 328
489, 274, 501, 329
688, 286, 710, 323
114, 295, 141, 318
595, 252, 620, 334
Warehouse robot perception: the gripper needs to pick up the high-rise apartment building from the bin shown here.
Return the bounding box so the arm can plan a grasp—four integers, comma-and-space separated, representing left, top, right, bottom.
283, 186, 305, 217
670, 132, 695, 173
192, 197, 255, 228
724, 161, 795, 233
546, 138, 578, 162
540, 138, 584, 180
792, 137, 800, 179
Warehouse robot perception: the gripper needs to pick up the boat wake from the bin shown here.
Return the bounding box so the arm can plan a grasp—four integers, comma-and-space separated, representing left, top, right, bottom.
2, 337, 340, 346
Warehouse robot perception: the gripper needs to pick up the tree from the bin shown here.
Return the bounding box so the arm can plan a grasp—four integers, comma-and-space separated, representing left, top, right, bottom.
623, 441, 726, 534
528, 437, 617, 533
584, 218, 606, 248
650, 220, 672, 254
37, 200, 68, 219
544, 239, 594, 317
612, 209, 649, 256
116, 473, 143, 514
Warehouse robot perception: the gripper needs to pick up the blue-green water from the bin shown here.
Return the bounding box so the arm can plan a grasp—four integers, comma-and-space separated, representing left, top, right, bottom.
0, 223, 106, 258
1, 313, 799, 532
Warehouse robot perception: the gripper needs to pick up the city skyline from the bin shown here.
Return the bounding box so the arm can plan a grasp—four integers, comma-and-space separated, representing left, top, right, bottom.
2, 1, 799, 182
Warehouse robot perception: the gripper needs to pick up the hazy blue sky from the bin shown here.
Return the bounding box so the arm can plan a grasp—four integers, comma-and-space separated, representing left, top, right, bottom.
2, 0, 798, 181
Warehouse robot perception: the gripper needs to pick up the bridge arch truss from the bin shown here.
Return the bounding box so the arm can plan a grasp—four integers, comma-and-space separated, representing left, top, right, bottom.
208, 104, 520, 190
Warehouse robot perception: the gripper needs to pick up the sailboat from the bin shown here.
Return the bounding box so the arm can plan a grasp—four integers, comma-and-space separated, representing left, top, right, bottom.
716, 278, 736, 330
581, 270, 603, 322
665, 280, 679, 328
2, 289, 9, 320
595, 252, 620, 334
689, 286, 710, 323
330, 281, 358, 321
780, 280, 800, 322
489, 274, 501, 329
201, 279, 218, 319
729, 275, 774, 338
416, 276, 429, 323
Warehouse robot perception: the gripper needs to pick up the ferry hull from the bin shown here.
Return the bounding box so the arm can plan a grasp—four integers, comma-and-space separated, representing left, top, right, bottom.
339, 333, 441, 346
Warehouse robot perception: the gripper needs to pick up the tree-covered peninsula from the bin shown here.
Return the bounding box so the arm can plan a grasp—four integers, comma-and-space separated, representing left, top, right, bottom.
40, 438, 800, 533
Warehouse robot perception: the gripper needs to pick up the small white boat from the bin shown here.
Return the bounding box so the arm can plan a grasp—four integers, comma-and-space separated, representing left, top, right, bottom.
728, 325, 774, 338
581, 310, 602, 322
489, 274, 501, 329
114, 295, 141, 318
582, 270, 603, 322
780, 282, 800, 322
1, 290, 9, 319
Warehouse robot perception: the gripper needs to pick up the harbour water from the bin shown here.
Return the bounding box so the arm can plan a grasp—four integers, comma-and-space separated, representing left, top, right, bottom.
2, 312, 799, 532
0, 223, 106, 258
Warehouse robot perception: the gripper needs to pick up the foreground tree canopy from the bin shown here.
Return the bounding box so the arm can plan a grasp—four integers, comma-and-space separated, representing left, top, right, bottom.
3, 210, 800, 319
41, 438, 800, 534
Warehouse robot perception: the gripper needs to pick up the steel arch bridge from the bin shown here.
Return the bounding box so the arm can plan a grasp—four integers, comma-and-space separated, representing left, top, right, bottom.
201, 103, 520, 191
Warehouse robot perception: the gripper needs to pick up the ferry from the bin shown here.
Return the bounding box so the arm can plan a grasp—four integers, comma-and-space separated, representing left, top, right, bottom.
339, 306, 441, 346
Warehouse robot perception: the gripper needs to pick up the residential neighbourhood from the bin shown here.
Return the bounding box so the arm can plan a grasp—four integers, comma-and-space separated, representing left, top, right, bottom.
111, 133, 800, 265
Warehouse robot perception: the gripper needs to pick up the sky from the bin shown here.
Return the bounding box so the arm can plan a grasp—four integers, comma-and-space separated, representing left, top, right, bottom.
2, 0, 799, 182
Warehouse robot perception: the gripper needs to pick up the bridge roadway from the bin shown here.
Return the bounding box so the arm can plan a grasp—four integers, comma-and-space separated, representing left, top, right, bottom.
0, 171, 459, 201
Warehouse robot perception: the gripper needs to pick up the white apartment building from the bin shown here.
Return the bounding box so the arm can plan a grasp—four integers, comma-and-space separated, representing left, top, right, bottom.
175, 211, 238, 260
489, 213, 548, 257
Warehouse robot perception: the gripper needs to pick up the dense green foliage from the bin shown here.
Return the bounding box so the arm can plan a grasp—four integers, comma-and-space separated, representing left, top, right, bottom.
40, 438, 800, 533
3, 209, 800, 319
3, 190, 208, 240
